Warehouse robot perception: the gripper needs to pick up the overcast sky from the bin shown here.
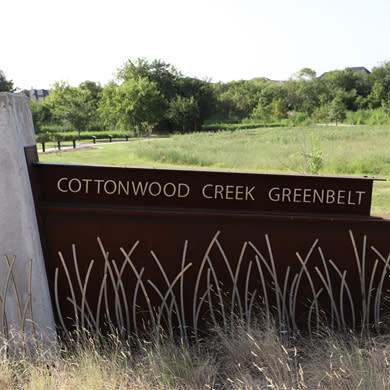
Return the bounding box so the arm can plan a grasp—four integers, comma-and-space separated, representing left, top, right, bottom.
2, 0, 390, 90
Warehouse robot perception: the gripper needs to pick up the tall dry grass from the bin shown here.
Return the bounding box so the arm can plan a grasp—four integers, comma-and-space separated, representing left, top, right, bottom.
2, 320, 390, 389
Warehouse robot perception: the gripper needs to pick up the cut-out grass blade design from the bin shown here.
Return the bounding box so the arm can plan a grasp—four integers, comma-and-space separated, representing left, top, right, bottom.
0, 256, 35, 348
53, 230, 390, 345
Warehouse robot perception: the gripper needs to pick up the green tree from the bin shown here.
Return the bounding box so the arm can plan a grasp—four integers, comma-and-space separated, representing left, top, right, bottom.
177, 77, 216, 127
313, 105, 330, 123
117, 58, 180, 101
79, 80, 102, 107
79, 80, 103, 129
322, 68, 359, 110
97, 82, 118, 130
115, 58, 217, 132
0, 70, 14, 92
354, 70, 372, 109
294, 67, 317, 81
324, 68, 358, 91
45, 82, 94, 139
282, 70, 325, 115
167, 96, 199, 133
251, 94, 273, 126
367, 81, 385, 108
381, 98, 390, 123
214, 78, 271, 121
29, 100, 51, 133
370, 62, 390, 107
329, 97, 346, 125
272, 98, 288, 123
99, 77, 167, 136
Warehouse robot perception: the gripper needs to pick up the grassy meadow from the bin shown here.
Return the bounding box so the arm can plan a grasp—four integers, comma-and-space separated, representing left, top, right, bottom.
39, 124, 390, 215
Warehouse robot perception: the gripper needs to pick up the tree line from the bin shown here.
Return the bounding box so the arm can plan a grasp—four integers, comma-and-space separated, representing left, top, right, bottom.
2, 60, 390, 136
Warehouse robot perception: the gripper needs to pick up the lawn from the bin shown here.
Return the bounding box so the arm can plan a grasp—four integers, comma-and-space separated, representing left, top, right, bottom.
39, 125, 390, 215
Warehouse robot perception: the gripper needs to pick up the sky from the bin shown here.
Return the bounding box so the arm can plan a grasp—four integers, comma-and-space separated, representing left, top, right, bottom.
2, 0, 390, 90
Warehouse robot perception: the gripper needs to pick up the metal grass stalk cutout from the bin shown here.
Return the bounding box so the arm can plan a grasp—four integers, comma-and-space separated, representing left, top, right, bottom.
53, 230, 390, 346
0, 256, 35, 348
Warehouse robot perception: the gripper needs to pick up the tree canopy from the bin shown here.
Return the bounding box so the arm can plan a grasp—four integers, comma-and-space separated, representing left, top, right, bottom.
30, 59, 390, 135
0, 70, 14, 92
44, 82, 95, 138
117, 58, 180, 101
99, 77, 167, 135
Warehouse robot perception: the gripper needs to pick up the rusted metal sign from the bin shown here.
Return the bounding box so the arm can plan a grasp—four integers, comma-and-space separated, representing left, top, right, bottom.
34, 160, 373, 216
25, 146, 390, 336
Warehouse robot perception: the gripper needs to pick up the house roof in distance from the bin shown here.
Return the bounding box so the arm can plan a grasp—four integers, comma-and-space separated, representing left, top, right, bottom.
319, 66, 371, 79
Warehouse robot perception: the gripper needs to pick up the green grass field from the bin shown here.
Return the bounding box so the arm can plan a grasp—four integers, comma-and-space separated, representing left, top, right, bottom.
39, 125, 390, 215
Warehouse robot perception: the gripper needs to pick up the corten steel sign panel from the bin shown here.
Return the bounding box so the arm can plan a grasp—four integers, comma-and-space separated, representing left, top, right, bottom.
25, 147, 390, 334
35, 162, 373, 216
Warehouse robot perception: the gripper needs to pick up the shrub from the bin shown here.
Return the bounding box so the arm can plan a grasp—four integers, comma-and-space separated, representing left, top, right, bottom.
288, 111, 315, 126
346, 109, 390, 125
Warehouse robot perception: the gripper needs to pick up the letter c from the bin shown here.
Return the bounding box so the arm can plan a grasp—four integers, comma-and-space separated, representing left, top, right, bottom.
202, 184, 213, 199
57, 177, 68, 193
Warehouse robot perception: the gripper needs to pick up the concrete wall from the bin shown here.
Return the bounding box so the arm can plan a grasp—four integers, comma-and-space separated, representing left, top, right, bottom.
0, 92, 55, 345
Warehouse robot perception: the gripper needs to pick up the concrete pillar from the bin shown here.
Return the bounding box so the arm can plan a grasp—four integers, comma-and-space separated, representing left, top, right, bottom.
0, 93, 56, 346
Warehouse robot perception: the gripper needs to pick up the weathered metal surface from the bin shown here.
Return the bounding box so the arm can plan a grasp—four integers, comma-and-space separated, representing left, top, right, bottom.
34, 161, 373, 216
25, 146, 390, 335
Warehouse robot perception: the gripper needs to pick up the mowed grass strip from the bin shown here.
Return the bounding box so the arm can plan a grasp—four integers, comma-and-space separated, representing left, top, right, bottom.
39, 125, 390, 215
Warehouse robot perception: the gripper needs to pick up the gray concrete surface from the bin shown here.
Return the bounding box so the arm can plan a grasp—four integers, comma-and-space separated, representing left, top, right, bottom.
0, 93, 56, 346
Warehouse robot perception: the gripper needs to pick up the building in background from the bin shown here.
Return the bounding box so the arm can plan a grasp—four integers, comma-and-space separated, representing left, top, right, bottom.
29, 89, 50, 101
